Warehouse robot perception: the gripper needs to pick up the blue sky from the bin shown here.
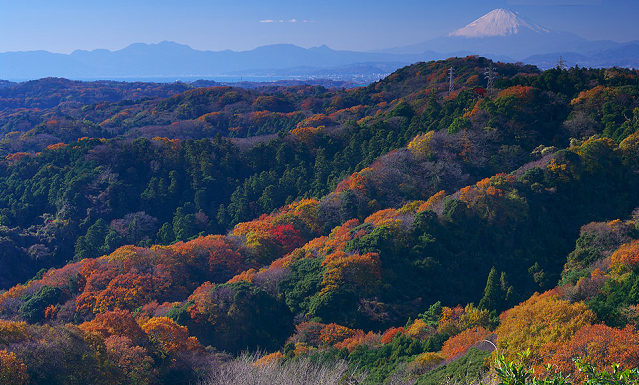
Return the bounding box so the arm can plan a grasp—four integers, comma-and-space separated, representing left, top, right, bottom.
1, 0, 637, 53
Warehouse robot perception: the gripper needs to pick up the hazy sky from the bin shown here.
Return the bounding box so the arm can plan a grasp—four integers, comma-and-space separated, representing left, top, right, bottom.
1, 0, 637, 53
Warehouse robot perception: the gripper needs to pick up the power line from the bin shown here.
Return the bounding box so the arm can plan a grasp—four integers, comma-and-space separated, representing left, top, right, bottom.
557, 55, 567, 70
484, 62, 497, 91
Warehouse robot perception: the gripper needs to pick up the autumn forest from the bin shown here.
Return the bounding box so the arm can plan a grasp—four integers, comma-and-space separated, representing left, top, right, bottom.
1, 56, 639, 384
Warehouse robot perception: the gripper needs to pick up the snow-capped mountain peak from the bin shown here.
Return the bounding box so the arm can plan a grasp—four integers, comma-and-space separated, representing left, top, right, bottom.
448, 9, 551, 38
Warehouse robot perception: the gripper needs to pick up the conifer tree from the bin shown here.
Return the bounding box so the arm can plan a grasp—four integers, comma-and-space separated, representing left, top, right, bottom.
479, 267, 501, 311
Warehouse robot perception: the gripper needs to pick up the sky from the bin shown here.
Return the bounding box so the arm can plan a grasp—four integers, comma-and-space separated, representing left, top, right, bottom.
1, 0, 638, 54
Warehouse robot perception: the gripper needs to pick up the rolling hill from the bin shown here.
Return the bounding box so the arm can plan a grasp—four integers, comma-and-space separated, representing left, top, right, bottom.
0, 57, 638, 384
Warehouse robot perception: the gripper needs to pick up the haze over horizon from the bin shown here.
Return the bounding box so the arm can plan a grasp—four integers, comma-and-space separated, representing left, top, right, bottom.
1, 0, 638, 55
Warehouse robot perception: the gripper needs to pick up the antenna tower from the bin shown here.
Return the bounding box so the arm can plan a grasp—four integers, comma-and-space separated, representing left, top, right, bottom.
557, 55, 567, 70
484, 63, 497, 91
448, 67, 455, 93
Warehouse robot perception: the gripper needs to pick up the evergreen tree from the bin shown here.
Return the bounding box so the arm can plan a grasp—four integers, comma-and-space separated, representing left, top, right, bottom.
479, 267, 502, 312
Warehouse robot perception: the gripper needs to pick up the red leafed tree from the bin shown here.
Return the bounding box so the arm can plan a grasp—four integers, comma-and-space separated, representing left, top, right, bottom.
271, 224, 305, 254
381, 327, 404, 344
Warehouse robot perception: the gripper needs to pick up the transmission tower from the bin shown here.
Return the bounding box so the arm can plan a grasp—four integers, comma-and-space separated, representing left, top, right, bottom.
448, 67, 455, 93
557, 55, 567, 70
484, 63, 497, 91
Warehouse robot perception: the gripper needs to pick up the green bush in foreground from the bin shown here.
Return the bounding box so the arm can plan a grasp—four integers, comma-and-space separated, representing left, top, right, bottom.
495, 350, 639, 385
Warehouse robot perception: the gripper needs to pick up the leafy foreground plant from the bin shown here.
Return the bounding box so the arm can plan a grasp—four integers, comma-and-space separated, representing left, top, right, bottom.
204, 353, 367, 385
494, 350, 639, 385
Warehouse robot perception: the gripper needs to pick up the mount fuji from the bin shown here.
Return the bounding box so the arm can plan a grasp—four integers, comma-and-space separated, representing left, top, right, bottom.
381, 9, 622, 61
448, 9, 550, 38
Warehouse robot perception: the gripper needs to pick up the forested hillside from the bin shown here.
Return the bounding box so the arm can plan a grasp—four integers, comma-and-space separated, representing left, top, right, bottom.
1, 57, 639, 384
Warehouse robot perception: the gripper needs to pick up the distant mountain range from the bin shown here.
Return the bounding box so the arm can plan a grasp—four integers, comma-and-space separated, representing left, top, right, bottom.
1, 9, 637, 82
0, 42, 436, 82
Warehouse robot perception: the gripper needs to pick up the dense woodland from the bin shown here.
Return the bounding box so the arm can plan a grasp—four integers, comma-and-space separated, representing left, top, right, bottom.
1, 56, 639, 384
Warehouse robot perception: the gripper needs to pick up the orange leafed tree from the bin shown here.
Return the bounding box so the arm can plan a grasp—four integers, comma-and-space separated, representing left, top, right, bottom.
438, 305, 465, 335
280, 199, 321, 233
174, 235, 247, 280
317, 219, 360, 255
408, 352, 445, 373
185, 282, 216, 323
290, 126, 321, 146
404, 319, 433, 340
227, 268, 258, 284
418, 190, 446, 212
233, 221, 283, 264
495, 292, 595, 365
320, 252, 381, 295
297, 113, 330, 128
441, 326, 490, 360
335, 172, 368, 195
0, 320, 29, 345
45, 142, 66, 151
319, 323, 355, 346
289, 321, 325, 346
255, 351, 284, 366
44, 304, 58, 320
4, 152, 31, 164
141, 317, 203, 356
333, 330, 380, 353
364, 208, 400, 227
0, 350, 29, 385
79, 309, 146, 345
497, 85, 535, 103
570, 85, 608, 107
548, 324, 639, 379
92, 271, 168, 313
105, 335, 156, 384
611, 240, 639, 272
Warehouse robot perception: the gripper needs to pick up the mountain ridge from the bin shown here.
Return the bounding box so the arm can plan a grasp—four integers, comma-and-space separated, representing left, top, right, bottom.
2, 9, 639, 82
0, 42, 429, 81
